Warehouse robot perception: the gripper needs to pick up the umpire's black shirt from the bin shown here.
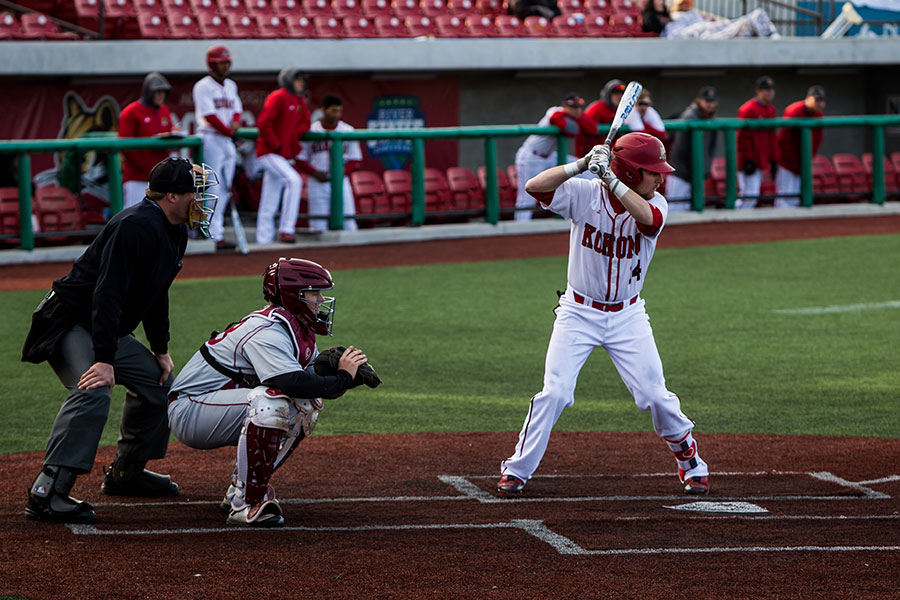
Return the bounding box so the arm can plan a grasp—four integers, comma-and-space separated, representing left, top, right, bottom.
52, 198, 187, 365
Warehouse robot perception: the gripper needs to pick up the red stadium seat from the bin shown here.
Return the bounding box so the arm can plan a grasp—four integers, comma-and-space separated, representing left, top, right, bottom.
465, 14, 496, 36
435, 14, 467, 36
404, 14, 436, 35
552, 14, 585, 36
313, 14, 343, 36
342, 14, 374, 36
0, 13, 23, 40
134, 0, 166, 16
582, 13, 609, 35
476, 166, 515, 215
104, 0, 136, 19
303, 0, 335, 17
584, 0, 612, 16
137, 11, 170, 36
167, 12, 200, 37
245, 0, 275, 17
420, 0, 448, 17
446, 0, 473, 14
197, 12, 232, 36
611, 0, 639, 16
861, 152, 900, 192
391, 0, 421, 17
361, 0, 392, 17
383, 169, 412, 214
227, 12, 259, 34
523, 15, 552, 36
0, 187, 21, 247
373, 14, 406, 35
272, 0, 301, 15
475, 0, 503, 14
558, 0, 583, 13
892, 152, 900, 176
831, 153, 868, 200
494, 14, 525, 36
811, 154, 839, 196
350, 170, 390, 220
175, 0, 204, 18
217, 0, 249, 18
20, 13, 80, 38
32, 186, 86, 243
506, 164, 517, 190
284, 13, 315, 35
607, 10, 639, 34
73, 0, 104, 31
257, 13, 289, 35
708, 157, 726, 197
423, 168, 451, 214
333, 0, 361, 17
446, 167, 484, 211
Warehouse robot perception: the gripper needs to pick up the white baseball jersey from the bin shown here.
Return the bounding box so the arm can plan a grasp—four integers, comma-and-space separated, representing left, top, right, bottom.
297, 120, 363, 171
546, 177, 668, 303
192, 75, 243, 135
519, 106, 564, 158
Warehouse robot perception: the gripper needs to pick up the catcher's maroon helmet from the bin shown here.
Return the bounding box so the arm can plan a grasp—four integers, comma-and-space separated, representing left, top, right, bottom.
263, 258, 335, 335
610, 132, 674, 185
206, 45, 232, 71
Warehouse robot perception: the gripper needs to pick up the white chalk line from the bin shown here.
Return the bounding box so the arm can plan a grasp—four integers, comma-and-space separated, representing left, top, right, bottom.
773, 300, 900, 315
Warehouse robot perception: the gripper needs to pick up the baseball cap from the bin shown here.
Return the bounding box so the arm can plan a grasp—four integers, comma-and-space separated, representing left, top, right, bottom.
807, 85, 827, 100
149, 157, 196, 194
756, 75, 775, 90
563, 92, 586, 107
698, 86, 718, 101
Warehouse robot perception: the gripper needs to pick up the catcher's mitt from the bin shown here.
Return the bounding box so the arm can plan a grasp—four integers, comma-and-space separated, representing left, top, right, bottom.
313, 346, 383, 389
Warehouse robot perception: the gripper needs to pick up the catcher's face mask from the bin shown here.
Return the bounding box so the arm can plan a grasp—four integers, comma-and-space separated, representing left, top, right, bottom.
299, 290, 336, 336
188, 163, 218, 238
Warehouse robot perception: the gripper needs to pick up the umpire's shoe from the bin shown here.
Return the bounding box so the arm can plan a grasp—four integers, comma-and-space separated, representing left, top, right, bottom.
101, 456, 179, 497
25, 465, 96, 524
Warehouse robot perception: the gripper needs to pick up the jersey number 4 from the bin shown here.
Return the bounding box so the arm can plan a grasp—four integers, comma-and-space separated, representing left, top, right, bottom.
630, 260, 642, 282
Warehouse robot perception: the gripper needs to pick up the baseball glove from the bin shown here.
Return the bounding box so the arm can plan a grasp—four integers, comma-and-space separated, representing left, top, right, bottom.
313, 346, 383, 389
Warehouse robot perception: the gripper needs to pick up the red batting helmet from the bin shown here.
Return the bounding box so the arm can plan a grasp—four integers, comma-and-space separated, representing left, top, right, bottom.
263, 258, 335, 335
206, 45, 232, 71
610, 132, 674, 185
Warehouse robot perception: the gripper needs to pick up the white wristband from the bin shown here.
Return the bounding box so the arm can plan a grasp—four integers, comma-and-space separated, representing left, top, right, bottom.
608, 178, 628, 199
563, 161, 583, 177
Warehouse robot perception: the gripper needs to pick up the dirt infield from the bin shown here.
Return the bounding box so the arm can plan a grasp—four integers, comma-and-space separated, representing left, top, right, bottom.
2, 432, 899, 599
2, 214, 900, 291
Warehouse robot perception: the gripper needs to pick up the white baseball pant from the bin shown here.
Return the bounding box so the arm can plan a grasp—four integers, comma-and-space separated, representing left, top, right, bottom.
307, 177, 357, 232
201, 131, 236, 242
664, 174, 692, 212
514, 146, 558, 221
256, 153, 302, 244
500, 297, 701, 483
168, 389, 249, 449
123, 180, 147, 209
775, 165, 801, 207
736, 171, 761, 208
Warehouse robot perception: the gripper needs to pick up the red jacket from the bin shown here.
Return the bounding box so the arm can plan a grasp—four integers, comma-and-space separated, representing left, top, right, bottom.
575, 100, 615, 157
775, 100, 824, 174
737, 98, 777, 170
256, 88, 311, 159
118, 101, 174, 182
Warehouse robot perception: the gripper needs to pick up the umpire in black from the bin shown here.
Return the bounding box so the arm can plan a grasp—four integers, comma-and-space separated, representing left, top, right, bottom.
22, 157, 218, 523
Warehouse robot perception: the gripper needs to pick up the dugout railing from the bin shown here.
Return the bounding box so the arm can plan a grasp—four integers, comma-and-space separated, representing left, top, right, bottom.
2, 114, 900, 250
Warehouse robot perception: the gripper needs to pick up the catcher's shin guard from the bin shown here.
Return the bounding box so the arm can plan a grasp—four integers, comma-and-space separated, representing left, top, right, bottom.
234, 387, 293, 507
25, 465, 96, 523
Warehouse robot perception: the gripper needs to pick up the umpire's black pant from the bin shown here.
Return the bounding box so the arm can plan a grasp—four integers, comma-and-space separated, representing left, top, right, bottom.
43, 325, 173, 474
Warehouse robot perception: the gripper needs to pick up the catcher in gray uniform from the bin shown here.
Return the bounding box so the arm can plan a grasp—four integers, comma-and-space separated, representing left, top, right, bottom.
168, 258, 381, 527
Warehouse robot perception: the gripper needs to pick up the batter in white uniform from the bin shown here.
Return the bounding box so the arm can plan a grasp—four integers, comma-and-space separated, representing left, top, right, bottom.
297, 95, 363, 232
192, 45, 243, 250
498, 133, 710, 496
168, 258, 369, 527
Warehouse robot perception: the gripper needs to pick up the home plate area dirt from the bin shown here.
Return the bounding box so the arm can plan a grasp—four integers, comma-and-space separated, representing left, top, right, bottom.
2, 432, 899, 599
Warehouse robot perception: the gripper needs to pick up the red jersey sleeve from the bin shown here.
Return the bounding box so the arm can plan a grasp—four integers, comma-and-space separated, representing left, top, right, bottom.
636, 204, 663, 236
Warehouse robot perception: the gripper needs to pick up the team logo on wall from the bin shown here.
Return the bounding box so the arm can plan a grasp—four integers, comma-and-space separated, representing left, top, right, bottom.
365, 96, 425, 170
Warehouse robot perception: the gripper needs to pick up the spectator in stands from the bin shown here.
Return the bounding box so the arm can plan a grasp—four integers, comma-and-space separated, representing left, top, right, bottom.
736, 75, 777, 209
508, 0, 561, 20
662, 0, 779, 39
576, 79, 625, 158
625, 89, 667, 149
255, 67, 311, 245
118, 73, 178, 209
775, 85, 826, 207
296, 94, 363, 232
514, 92, 595, 221
666, 86, 719, 211
641, 0, 671, 35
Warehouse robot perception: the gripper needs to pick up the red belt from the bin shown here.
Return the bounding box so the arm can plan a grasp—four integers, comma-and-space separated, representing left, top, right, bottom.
572, 292, 638, 313
168, 392, 179, 405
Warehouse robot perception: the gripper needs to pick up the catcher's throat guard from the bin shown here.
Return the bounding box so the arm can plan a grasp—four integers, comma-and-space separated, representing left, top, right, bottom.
189, 163, 219, 238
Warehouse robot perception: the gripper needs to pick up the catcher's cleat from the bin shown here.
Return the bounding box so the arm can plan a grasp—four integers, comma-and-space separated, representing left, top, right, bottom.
25, 465, 96, 524
226, 500, 284, 528
684, 476, 710, 495
497, 474, 526, 494
101, 457, 179, 497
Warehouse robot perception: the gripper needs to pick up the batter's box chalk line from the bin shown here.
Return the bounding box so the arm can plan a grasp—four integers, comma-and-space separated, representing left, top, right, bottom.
65, 520, 900, 556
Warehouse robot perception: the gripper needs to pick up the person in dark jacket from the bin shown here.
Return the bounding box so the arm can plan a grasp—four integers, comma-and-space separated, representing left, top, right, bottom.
22, 157, 218, 524
642, 0, 671, 34
665, 86, 719, 211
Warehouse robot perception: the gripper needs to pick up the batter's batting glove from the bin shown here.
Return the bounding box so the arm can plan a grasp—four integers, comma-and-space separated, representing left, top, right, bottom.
314, 346, 383, 389
590, 145, 628, 199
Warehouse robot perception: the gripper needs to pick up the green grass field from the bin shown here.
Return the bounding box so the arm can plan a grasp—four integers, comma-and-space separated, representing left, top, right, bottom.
2, 233, 899, 454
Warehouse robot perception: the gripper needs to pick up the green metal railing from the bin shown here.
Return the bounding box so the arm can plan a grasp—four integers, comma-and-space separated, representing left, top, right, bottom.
0, 136, 203, 250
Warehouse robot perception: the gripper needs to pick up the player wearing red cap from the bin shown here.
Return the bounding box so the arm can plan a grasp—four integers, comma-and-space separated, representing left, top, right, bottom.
497, 133, 710, 497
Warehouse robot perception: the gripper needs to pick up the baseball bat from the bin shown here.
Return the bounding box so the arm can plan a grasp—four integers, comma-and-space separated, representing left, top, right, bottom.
230, 202, 250, 255
589, 80, 643, 174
